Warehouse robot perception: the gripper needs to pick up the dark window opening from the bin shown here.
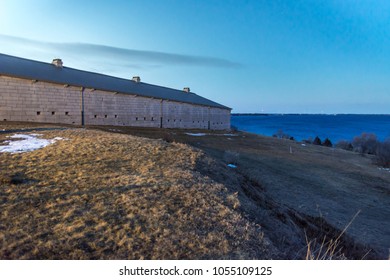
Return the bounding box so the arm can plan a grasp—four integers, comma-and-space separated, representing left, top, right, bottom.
168, 119, 170, 122
136, 117, 138, 121
3, 119, 7, 121
105, 115, 107, 118
115, 115, 117, 118
94, 115, 97, 118
37, 111, 41, 115
174, 119, 176, 122
52, 112, 55, 115
65, 112, 69, 115
151, 117, 154, 121
144, 117, 146, 121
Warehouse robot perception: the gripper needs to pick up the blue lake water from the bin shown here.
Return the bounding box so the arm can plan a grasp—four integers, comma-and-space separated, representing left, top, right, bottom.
231, 114, 390, 143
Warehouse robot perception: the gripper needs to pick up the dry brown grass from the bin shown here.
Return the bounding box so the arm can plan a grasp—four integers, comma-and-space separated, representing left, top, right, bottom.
0, 129, 272, 259
305, 211, 362, 260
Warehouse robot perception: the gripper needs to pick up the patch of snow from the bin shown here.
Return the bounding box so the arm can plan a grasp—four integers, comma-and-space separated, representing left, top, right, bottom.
301, 144, 306, 146
185, 133, 207, 137
227, 164, 237, 168
0, 134, 65, 154
378, 167, 390, 173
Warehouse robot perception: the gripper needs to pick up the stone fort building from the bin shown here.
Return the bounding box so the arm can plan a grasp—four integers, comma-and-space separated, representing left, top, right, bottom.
0, 53, 231, 130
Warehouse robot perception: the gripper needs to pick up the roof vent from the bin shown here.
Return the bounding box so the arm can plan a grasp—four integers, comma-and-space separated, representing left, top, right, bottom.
183, 87, 190, 93
52, 58, 63, 68
132, 76, 141, 83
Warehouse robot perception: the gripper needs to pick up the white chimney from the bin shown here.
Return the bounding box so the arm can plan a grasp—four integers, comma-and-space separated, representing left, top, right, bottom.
183, 87, 190, 93
52, 58, 63, 68
132, 76, 141, 83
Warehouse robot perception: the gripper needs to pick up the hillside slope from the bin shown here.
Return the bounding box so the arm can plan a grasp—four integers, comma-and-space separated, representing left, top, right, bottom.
0, 129, 276, 259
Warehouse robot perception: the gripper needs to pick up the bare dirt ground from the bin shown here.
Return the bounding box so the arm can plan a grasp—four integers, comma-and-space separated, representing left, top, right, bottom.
1, 121, 389, 259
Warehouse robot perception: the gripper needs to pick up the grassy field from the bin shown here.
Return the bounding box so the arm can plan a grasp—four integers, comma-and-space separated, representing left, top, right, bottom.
0, 128, 274, 259
1, 122, 389, 259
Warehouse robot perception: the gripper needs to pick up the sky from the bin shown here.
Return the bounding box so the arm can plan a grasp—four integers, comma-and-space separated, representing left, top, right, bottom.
1, 0, 390, 113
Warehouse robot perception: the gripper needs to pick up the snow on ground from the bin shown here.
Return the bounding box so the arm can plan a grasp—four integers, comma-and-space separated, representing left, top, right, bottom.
227, 164, 237, 168
0, 134, 65, 154
185, 133, 207, 136
378, 167, 390, 173
185, 132, 238, 137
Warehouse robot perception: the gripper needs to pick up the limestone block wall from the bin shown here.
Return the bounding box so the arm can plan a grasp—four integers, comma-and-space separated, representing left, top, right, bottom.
0, 75, 231, 130
162, 101, 210, 129
0, 76, 81, 124
209, 107, 231, 130
84, 89, 161, 127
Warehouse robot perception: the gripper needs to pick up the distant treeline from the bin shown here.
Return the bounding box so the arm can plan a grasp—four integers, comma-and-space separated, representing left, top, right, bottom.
273, 129, 390, 168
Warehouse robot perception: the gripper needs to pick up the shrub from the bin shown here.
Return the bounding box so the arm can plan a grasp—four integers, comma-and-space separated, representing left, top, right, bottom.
313, 136, 322, 146
352, 133, 378, 155
376, 139, 390, 167
273, 129, 292, 140
336, 140, 353, 151
323, 138, 333, 147
162, 132, 175, 143
302, 137, 312, 144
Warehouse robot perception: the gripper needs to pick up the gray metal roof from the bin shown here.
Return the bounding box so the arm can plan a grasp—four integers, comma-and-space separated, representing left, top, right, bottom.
0, 53, 230, 110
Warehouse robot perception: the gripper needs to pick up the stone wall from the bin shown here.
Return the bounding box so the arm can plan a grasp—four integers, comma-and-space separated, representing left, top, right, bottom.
0, 75, 231, 130
0, 76, 81, 124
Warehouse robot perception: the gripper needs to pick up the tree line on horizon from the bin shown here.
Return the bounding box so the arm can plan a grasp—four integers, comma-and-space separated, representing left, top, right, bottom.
273, 129, 390, 167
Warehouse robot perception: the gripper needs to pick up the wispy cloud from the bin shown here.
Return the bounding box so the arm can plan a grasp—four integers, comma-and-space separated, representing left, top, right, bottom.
0, 34, 242, 69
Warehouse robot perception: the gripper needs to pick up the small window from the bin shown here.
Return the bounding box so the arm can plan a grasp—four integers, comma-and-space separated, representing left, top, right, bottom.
136, 117, 138, 121
65, 112, 69, 115
52, 112, 55, 115
105, 115, 107, 118
3, 119, 7, 121
151, 117, 154, 121
115, 115, 117, 118
144, 117, 146, 120
94, 115, 97, 118
37, 111, 41, 115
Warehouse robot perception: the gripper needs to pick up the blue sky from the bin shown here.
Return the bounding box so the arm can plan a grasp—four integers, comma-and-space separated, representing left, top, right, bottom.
1, 0, 390, 113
